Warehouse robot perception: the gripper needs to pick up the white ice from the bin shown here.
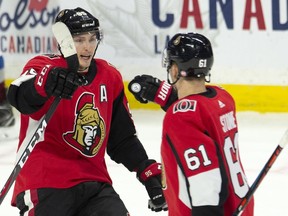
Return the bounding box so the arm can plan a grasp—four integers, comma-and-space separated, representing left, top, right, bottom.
0, 110, 287, 216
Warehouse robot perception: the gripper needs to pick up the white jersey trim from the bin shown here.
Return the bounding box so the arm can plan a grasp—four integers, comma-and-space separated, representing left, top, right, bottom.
178, 166, 222, 207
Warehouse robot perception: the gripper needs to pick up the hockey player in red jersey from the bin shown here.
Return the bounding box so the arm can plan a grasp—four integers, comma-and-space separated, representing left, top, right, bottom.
7, 7, 167, 215
129, 33, 254, 215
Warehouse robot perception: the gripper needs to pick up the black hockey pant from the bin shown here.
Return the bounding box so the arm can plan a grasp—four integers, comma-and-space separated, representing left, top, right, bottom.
16, 181, 129, 216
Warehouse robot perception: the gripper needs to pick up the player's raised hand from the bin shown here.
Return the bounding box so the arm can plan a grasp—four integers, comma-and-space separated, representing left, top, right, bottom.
128, 75, 177, 111
34, 66, 87, 99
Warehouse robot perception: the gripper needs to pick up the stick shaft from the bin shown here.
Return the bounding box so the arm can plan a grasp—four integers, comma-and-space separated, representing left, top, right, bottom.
233, 129, 288, 216
0, 97, 60, 205
0, 21, 79, 206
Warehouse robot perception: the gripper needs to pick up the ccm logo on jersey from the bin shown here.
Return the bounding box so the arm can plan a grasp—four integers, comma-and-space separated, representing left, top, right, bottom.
173, 99, 197, 113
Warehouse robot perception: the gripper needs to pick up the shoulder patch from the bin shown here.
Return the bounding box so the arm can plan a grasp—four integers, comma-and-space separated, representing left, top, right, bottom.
173, 99, 197, 114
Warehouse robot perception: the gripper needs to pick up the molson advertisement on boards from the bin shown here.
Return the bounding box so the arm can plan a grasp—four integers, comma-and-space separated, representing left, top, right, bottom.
0, 0, 60, 80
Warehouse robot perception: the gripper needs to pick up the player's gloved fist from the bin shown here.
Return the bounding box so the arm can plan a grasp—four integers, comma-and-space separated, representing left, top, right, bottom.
137, 159, 168, 212
35, 66, 86, 99
128, 75, 177, 111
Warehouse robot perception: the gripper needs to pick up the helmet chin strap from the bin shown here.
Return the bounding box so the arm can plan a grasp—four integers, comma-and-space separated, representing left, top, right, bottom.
167, 70, 180, 85
205, 73, 211, 83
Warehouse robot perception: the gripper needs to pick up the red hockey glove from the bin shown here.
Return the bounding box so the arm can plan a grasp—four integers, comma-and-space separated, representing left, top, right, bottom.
34, 66, 86, 99
128, 75, 178, 111
137, 159, 168, 212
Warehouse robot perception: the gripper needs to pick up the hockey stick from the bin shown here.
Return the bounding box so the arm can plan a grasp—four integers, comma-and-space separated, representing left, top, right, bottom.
233, 129, 288, 216
0, 22, 78, 205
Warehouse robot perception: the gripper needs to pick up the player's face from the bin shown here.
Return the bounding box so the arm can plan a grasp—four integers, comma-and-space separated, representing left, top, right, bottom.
73, 32, 98, 71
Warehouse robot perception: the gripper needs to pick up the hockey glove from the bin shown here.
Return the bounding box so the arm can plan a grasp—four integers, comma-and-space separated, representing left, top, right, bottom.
128, 75, 178, 111
35, 66, 86, 99
137, 159, 168, 212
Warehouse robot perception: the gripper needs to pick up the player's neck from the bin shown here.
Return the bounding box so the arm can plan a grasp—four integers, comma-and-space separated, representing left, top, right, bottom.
177, 80, 206, 99
78, 67, 89, 74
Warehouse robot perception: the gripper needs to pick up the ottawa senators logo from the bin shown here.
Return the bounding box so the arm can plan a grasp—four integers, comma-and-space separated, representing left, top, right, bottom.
173, 99, 197, 114
63, 93, 105, 157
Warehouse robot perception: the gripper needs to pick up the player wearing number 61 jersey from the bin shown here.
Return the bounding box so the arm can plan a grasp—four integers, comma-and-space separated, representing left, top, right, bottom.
129, 32, 254, 216
161, 85, 254, 216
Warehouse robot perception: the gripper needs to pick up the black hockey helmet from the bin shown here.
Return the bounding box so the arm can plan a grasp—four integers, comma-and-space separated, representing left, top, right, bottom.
55, 7, 102, 40
162, 32, 213, 80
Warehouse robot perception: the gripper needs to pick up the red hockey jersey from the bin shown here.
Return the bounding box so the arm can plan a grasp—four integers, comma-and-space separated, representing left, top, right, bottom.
161, 86, 254, 216
9, 54, 148, 205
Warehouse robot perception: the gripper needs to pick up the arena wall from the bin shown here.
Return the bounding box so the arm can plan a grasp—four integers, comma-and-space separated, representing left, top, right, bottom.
1, 0, 287, 112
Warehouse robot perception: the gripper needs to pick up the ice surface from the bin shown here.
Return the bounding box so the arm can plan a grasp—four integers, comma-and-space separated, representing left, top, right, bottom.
0, 110, 287, 216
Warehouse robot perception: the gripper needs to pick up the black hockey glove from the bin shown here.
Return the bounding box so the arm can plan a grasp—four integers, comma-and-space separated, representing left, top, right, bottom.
35, 66, 86, 99
128, 75, 178, 111
137, 159, 168, 212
